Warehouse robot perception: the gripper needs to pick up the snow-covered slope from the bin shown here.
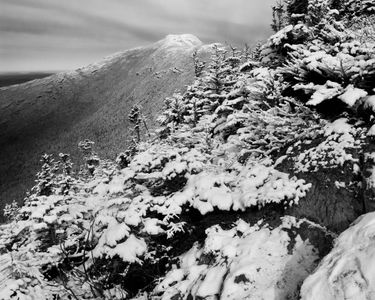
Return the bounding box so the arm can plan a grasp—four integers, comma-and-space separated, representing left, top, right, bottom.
153, 217, 328, 300
0, 34, 209, 221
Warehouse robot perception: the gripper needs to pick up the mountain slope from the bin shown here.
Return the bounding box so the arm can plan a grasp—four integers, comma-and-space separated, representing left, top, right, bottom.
0, 72, 55, 88
0, 34, 208, 218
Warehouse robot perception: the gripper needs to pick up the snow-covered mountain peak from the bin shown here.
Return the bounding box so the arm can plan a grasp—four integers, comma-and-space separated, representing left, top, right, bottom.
157, 34, 203, 50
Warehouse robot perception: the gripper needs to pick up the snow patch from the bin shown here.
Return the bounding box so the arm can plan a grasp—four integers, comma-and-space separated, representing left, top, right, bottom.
154, 217, 320, 300
338, 85, 367, 106
324, 118, 353, 136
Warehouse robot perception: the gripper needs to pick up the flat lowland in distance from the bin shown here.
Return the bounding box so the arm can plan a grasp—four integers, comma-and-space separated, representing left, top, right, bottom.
0, 34, 210, 222
0, 72, 55, 88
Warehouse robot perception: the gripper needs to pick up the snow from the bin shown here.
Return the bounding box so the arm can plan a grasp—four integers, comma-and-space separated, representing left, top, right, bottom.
196, 265, 228, 298
364, 95, 375, 112
268, 25, 294, 46
43, 214, 57, 224
294, 119, 364, 173
306, 81, 342, 106
334, 181, 346, 189
158, 34, 202, 51
366, 165, 375, 189
162, 161, 187, 179
324, 118, 353, 136
161, 162, 311, 215
96, 219, 130, 248
142, 218, 164, 235
93, 181, 110, 196
338, 85, 367, 106
109, 235, 147, 263
108, 175, 126, 195
94, 227, 147, 263
368, 124, 375, 136
301, 212, 375, 300
236, 163, 311, 208
154, 217, 321, 300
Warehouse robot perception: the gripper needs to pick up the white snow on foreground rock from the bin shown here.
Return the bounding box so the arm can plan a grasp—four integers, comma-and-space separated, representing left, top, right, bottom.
139, 217, 324, 300
301, 212, 375, 300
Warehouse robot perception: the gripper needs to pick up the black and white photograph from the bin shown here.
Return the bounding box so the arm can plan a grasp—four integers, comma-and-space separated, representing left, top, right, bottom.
0, 0, 375, 299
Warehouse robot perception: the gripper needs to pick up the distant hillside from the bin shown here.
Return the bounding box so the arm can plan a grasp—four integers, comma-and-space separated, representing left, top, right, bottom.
0, 72, 55, 88
0, 34, 210, 220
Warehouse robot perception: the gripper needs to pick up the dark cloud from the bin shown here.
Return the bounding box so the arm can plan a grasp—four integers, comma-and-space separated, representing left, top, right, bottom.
0, 0, 275, 72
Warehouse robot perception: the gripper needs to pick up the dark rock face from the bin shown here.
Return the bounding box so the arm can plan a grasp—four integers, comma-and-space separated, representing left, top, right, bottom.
274, 126, 371, 233
288, 167, 363, 233
0, 35, 210, 220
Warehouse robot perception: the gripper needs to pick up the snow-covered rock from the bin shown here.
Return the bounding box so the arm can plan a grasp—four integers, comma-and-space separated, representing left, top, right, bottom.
301, 212, 375, 300
150, 217, 332, 300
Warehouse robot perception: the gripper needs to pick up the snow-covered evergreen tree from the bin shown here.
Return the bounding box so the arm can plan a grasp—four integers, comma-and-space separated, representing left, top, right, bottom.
32, 154, 59, 196
128, 104, 150, 143
78, 139, 100, 175
192, 49, 205, 77
271, 0, 287, 32
56, 153, 75, 195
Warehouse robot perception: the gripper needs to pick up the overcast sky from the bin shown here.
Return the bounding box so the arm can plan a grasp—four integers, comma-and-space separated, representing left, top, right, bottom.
0, 0, 275, 72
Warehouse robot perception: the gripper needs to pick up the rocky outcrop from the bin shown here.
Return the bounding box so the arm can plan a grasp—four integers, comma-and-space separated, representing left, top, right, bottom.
301, 212, 375, 300
150, 217, 333, 300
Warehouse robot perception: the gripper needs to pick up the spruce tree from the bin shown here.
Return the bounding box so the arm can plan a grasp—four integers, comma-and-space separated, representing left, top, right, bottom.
206, 44, 227, 95
226, 45, 241, 69
271, 0, 287, 32
78, 139, 100, 175
285, 0, 308, 17
192, 49, 205, 77
128, 104, 150, 143
32, 154, 59, 196
57, 153, 75, 195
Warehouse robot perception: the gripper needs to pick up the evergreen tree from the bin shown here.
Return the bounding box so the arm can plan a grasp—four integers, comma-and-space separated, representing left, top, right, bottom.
271, 0, 287, 32
78, 139, 95, 157
57, 153, 75, 195
225, 45, 241, 70
32, 154, 59, 196
241, 43, 251, 62
158, 94, 185, 128
285, 0, 308, 18
206, 44, 228, 95
78, 139, 100, 175
251, 42, 263, 61
59, 153, 73, 176
3, 200, 19, 222
192, 49, 205, 77
128, 104, 150, 143
116, 149, 133, 169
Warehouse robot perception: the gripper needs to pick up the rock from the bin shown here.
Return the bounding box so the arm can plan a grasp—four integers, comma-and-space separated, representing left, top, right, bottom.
301, 212, 375, 300
148, 216, 333, 300
276, 123, 368, 232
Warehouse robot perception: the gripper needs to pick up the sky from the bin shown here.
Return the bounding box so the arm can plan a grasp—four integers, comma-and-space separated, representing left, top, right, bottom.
0, 0, 275, 72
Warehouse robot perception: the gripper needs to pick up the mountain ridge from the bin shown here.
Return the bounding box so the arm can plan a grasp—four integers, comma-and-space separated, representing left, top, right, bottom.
0, 34, 210, 220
